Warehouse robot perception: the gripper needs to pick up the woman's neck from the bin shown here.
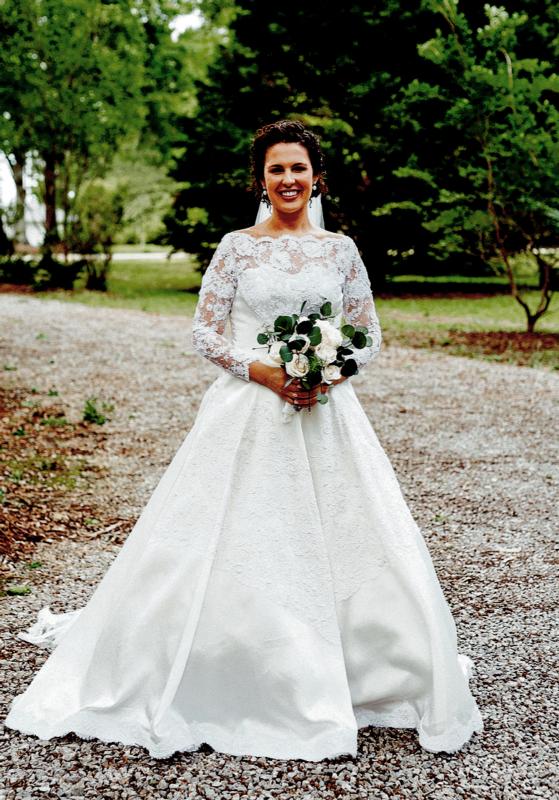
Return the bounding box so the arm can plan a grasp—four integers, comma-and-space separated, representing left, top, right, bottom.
259, 209, 317, 236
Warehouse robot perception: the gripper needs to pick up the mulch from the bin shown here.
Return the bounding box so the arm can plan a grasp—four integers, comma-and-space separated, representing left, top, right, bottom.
0, 385, 128, 580
385, 328, 559, 366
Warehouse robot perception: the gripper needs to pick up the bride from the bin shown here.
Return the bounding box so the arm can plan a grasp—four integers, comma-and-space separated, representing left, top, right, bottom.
4, 119, 483, 761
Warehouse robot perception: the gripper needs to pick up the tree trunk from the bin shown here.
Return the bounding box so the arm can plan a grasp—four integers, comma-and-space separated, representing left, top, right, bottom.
60, 150, 72, 260
537, 258, 547, 290
484, 157, 555, 334
0, 210, 14, 255
43, 149, 59, 248
11, 152, 27, 245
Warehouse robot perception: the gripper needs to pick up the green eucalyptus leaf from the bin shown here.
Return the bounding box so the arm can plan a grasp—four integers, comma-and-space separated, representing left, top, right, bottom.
256, 332, 269, 344
340, 358, 358, 377
320, 301, 332, 316
352, 331, 367, 348
306, 371, 322, 388
296, 318, 313, 334
341, 324, 355, 338
308, 327, 322, 345
280, 345, 293, 362
275, 315, 295, 334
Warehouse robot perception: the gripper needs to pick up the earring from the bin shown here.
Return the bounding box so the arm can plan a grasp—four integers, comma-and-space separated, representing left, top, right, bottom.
309, 183, 317, 208
261, 187, 271, 208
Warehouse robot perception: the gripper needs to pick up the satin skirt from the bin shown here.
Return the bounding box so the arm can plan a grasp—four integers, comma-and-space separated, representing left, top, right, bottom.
4, 373, 483, 760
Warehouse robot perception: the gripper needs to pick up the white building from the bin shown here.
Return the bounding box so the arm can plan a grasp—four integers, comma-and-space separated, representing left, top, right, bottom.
0, 153, 45, 247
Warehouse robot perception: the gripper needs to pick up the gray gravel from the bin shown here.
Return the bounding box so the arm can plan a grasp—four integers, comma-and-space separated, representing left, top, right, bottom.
1, 294, 558, 800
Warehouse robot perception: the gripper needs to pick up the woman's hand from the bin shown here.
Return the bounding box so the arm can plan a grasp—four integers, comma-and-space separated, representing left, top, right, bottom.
318, 373, 348, 398
249, 362, 348, 407
249, 362, 320, 407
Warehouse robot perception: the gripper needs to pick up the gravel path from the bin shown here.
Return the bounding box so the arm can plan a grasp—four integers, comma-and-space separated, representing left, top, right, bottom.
1, 295, 557, 800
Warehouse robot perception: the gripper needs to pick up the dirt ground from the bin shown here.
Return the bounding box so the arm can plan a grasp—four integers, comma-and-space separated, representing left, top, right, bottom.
1, 295, 557, 800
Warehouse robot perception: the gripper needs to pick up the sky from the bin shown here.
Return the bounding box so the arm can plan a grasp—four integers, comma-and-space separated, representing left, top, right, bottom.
1, 11, 205, 245
170, 10, 203, 40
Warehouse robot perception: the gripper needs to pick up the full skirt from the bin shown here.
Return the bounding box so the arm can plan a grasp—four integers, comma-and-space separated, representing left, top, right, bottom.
4, 373, 483, 760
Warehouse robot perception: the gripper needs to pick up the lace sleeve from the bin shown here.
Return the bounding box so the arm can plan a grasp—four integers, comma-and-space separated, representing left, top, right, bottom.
343, 238, 382, 371
191, 233, 254, 381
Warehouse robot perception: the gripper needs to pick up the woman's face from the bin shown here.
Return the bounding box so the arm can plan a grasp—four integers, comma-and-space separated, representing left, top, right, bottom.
261, 142, 318, 215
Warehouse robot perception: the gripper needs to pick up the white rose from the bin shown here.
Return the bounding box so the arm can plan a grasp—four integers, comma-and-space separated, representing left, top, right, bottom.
315, 319, 343, 348
322, 363, 342, 384
314, 342, 338, 363
285, 352, 310, 378
260, 340, 284, 367
288, 332, 311, 353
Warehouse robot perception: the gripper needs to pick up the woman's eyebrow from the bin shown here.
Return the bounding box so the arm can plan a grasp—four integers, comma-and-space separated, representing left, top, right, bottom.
266, 161, 308, 168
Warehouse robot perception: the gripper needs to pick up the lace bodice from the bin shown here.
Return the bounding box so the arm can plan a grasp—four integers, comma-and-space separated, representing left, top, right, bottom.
191, 231, 382, 382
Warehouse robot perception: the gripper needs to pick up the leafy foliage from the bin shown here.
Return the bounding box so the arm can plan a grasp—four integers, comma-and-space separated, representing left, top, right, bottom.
0, 0, 195, 254
379, 0, 559, 330
164, 1, 442, 283
164, 0, 559, 313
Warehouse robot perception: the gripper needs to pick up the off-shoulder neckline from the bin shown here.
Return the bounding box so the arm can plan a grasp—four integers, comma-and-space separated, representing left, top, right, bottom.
229, 230, 349, 243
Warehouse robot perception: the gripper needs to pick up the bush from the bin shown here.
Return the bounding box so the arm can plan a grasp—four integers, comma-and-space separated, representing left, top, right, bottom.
32, 253, 85, 291
0, 254, 87, 291
0, 257, 35, 284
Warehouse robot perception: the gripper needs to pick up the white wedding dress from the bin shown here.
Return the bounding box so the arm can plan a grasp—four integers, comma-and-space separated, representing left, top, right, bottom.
4, 231, 483, 761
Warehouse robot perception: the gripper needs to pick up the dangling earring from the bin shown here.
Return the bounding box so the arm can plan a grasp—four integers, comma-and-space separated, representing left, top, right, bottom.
261, 187, 271, 208
309, 183, 317, 208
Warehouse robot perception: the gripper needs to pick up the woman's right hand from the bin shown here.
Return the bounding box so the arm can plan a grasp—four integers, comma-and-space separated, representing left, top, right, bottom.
249, 362, 320, 407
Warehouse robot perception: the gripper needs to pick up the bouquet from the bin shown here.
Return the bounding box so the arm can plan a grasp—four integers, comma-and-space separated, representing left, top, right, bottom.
254, 299, 375, 423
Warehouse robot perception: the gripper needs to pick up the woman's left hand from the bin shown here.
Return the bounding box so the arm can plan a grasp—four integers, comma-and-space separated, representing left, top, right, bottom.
319, 374, 348, 396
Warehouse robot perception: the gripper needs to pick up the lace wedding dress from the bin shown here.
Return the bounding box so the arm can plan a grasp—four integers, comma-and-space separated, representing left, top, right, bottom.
4, 231, 483, 761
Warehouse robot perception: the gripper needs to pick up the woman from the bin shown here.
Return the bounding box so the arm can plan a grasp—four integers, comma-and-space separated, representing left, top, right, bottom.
4, 120, 483, 761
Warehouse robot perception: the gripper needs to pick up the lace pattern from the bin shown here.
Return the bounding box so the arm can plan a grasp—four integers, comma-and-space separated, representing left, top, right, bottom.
342, 237, 382, 370
191, 236, 255, 382
191, 232, 382, 381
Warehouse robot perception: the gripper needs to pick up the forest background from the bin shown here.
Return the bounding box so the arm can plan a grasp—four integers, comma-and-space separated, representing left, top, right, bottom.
1, 0, 558, 364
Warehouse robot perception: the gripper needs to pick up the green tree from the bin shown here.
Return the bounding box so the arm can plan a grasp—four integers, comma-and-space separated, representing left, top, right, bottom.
378, 1, 559, 331
164, 0, 440, 284
0, 0, 147, 250
0, 0, 195, 255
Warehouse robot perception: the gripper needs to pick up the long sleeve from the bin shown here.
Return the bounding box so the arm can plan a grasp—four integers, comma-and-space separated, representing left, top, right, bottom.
343, 239, 382, 371
191, 233, 254, 381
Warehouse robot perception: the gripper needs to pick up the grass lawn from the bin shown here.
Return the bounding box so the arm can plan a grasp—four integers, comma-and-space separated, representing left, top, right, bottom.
32, 258, 202, 316
110, 243, 171, 254
378, 292, 559, 334
8, 258, 559, 370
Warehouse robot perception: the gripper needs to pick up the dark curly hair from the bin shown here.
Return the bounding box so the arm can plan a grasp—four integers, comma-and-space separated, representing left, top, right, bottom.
250, 119, 328, 205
